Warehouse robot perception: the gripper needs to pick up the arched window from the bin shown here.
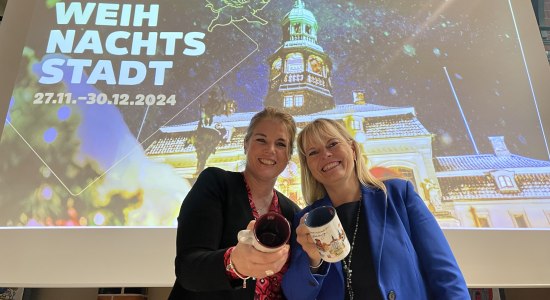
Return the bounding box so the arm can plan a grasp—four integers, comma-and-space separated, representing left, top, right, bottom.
285, 53, 304, 73
293, 23, 301, 33
307, 55, 324, 76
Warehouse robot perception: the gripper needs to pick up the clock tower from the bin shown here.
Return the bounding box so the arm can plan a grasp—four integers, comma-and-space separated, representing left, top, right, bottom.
264, 0, 335, 114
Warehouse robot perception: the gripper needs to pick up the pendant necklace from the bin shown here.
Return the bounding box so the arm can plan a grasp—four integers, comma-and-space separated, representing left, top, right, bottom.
255, 198, 271, 215
342, 198, 361, 300
243, 173, 275, 217
253, 192, 274, 216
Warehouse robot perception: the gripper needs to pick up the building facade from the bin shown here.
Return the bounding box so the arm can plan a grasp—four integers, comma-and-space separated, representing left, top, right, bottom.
145, 0, 550, 228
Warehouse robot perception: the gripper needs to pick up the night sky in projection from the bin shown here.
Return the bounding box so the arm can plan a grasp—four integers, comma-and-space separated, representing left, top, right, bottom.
22, 0, 549, 160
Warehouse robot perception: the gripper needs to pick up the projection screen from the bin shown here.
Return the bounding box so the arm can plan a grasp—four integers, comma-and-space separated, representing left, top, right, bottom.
0, 0, 549, 287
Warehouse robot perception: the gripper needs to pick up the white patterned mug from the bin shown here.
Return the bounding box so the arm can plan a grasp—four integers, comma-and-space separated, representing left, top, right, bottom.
238, 212, 291, 253
304, 206, 350, 262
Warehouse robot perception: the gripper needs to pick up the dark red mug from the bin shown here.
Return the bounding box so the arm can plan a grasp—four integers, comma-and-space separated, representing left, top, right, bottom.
238, 212, 290, 252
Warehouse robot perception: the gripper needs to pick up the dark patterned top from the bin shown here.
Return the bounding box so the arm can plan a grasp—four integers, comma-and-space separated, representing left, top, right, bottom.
223, 177, 288, 300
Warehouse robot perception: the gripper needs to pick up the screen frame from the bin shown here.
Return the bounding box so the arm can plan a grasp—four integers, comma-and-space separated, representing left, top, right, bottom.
1, 228, 550, 287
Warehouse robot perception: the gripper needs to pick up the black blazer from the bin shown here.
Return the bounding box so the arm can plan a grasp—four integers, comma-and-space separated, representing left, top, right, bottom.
168, 167, 300, 300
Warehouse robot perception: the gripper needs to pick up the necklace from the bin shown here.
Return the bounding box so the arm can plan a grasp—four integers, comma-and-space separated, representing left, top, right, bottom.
342, 198, 362, 300
242, 174, 277, 217
255, 197, 272, 215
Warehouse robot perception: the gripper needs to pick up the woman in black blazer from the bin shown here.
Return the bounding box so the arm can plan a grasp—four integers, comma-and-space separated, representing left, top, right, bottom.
169, 107, 300, 300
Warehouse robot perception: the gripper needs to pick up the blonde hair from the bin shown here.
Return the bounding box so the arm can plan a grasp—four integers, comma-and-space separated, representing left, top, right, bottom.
297, 118, 386, 204
244, 107, 297, 158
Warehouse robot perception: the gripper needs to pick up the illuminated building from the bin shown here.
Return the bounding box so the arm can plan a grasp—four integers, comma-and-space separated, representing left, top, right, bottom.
145, 0, 550, 228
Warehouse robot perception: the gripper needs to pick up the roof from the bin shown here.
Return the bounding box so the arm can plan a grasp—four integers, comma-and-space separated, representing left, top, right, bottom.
146, 127, 247, 155
162, 103, 420, 133
363, 114, 430, 138
439, 174, 550, 201
147, 103, 430, 156
435, 154, 550, 172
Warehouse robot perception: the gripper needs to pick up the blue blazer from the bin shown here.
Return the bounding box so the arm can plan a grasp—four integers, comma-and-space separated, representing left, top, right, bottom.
282, 179, 469, 300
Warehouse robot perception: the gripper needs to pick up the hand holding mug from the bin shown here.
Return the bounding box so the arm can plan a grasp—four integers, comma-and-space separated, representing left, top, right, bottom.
231, 217, 290, 279
295, 215, 322, 266
238, 212, 291, 253
304, 206, 350, 263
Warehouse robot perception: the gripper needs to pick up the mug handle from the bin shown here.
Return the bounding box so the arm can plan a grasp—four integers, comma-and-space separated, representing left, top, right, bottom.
237, 229, 255, 245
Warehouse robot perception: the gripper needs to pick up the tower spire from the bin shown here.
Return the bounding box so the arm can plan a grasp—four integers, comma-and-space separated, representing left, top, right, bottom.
294, 0, 304, 8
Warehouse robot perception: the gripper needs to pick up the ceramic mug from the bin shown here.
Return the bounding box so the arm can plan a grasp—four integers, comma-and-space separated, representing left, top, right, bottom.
304, 206, 350, 262
238, 212, 291, 253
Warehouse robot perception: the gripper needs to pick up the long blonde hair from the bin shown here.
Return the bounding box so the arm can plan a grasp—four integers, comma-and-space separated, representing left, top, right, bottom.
297, 118, 386, 204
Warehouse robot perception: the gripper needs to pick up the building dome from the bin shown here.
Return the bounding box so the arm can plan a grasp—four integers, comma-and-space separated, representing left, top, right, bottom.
281, 0, 321, 49
282, 0, 317, 28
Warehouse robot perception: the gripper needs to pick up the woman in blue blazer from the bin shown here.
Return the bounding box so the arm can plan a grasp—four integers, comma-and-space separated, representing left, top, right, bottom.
282, 118, 469, 300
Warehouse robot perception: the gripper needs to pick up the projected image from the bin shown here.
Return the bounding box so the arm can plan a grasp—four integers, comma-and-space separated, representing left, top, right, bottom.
1, 0, 549, 228
0, 0, 6, 26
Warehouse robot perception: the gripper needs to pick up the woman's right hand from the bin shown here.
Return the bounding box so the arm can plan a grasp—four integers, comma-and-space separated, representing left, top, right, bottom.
295, 215, 322, 268
230, 220, 290, 279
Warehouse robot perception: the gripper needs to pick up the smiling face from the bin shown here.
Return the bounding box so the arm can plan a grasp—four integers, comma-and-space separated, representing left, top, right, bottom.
243, 118, 291, 183
302, 133, 357, 193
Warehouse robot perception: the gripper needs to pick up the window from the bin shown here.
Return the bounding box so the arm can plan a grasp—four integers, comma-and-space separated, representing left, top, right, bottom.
308, 55, 324, 75
497, 175, 514, 188
351, 120, 362, 131
286, 53, 304, 73
490, 170, 519, 193
478, 216, 490, 228
470, 207, 491, 228
284, 96, 293, 108
294, 95, 304, 107
293, 23, 301, 33
512, 213, 529, 228
283, 94, 304, 108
